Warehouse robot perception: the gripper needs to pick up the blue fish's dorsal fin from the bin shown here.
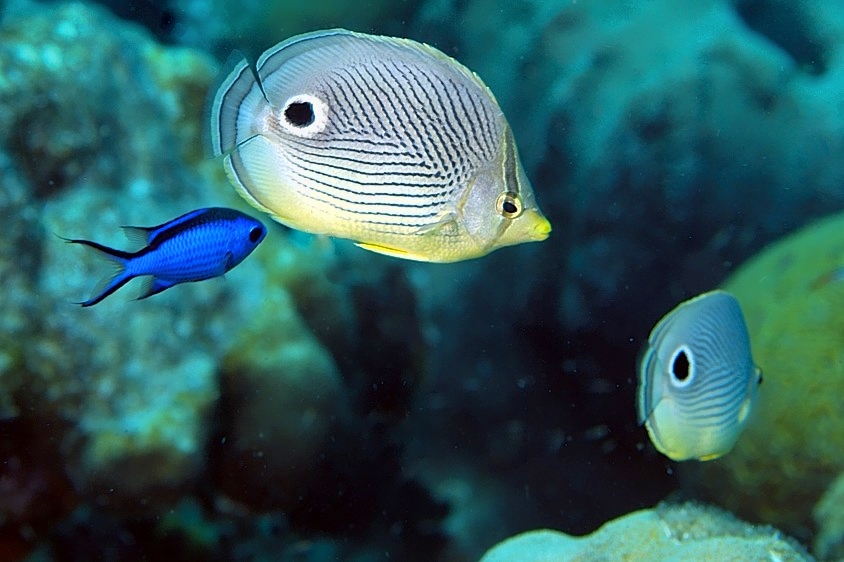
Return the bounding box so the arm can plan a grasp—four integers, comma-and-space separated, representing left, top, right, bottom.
122, 226, 154, 249
123, 208, 211, 247
137, 276, 177, 300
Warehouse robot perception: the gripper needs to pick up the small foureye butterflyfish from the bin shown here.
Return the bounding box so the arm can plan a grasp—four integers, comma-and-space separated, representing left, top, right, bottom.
210, 29, 551, 263
636, 290, 762, 462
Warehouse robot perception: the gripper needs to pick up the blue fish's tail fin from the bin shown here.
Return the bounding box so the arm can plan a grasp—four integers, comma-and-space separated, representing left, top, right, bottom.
136, 277, 177, 301
63, 237, 135, 307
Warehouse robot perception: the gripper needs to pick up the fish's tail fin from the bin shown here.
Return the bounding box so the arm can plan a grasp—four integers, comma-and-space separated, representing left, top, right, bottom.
62, 237, 135, 307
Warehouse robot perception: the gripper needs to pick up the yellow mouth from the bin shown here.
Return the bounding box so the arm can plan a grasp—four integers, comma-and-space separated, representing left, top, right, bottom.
527, 210, 552, 241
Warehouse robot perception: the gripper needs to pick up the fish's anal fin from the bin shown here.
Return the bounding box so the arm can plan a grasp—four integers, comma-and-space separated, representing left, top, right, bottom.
354, 242, 433, 262
137, 277, 178, 301
697, 452, 724, 462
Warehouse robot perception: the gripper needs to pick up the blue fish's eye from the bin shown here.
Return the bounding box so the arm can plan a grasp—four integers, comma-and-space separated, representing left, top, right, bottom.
249, 226, 264, 243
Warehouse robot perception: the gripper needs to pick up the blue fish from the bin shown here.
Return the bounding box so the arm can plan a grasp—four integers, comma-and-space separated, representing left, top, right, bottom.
65, 207, 266, 306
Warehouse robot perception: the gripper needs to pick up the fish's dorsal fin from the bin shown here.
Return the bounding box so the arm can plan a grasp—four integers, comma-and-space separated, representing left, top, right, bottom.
122, 209, 209, 247
122, 226, 153, 250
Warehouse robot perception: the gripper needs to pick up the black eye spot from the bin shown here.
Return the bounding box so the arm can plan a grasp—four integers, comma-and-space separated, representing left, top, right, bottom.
249, 226, 263, 243
284, 101, 315, 127
671, 350, 690, 381
503, 200, 518, 214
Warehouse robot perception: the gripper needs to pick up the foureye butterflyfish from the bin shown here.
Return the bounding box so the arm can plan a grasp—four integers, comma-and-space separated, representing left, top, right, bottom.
210, 29, 550, 263
637, 290, 762, 462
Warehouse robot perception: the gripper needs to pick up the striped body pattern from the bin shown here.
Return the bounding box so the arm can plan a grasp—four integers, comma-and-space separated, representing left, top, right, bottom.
636, 290, 762, 461
66, 207, 266, 306
211, 29, 550, 262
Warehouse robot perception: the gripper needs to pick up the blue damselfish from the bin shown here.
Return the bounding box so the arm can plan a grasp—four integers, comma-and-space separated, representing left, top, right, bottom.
65, 207, 266, 306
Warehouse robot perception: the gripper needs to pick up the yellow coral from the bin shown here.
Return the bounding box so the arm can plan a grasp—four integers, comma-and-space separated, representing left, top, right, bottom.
688, 211, 844, 534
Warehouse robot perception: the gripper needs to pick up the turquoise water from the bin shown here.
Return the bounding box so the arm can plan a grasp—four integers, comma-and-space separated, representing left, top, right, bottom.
0, 1, 839, 560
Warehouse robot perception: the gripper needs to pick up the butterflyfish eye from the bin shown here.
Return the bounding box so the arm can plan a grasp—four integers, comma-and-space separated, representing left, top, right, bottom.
284, 101, 315, 127
249, 226, 263, 243
669, 346, 693, 386
496, 192, 522, 219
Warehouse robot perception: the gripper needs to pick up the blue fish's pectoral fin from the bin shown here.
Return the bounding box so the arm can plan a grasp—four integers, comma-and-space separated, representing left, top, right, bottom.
224, 251, 235, 271
137, 277, 178, 301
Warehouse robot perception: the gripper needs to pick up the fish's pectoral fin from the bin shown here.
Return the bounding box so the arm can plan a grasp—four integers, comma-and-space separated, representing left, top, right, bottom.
413, 211, 459, 236
222, 136, 300, 225
354, 242, 435, 262
136, 277, 178, 301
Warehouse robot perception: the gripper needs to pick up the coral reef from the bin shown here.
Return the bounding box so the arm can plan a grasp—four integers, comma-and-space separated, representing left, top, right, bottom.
90, 0, 419, 56
814, 472, 844, 560
0, 0, 229, 512
0, 3, 447, 559
404, 0, 844, 551
416, 0, 844, 342
686, 211, 844, 537
5, 0, 844, 559
479, 502, 812, 562
214, 283, 345, 511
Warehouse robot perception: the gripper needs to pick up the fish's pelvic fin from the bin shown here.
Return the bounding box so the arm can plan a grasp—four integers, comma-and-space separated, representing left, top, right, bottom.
354, 242, 433, 262
137, 277, 178, 301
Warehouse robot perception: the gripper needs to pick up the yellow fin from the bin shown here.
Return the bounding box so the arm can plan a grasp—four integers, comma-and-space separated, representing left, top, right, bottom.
354, 242, 434, 262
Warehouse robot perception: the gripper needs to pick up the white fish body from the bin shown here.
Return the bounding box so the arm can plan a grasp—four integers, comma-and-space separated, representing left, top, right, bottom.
637, 290, 762, 461
210, 29, 550, 262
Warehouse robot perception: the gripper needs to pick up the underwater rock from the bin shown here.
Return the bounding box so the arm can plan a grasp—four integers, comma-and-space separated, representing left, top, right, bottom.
687, 211, 844, 537
479, 502, 812, 562
814, 472, 844, 560
415, 0, 844, 343
0, 0, 218, 198
0, 1, 305, 513
0, 0, 227, 511
214, 284, 345, 512
122, 0, 418, 56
